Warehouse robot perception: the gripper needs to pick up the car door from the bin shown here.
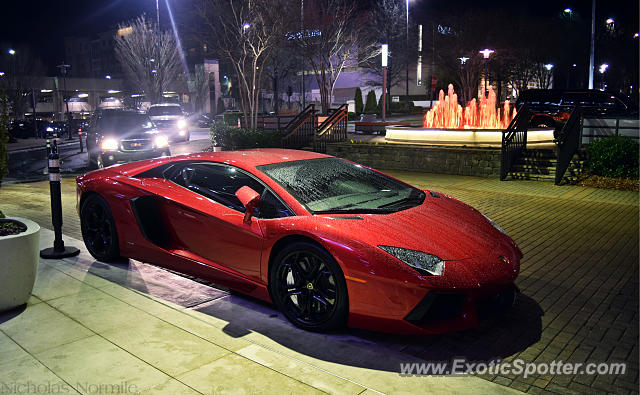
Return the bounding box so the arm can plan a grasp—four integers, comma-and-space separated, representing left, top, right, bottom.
160, 162, 267, 281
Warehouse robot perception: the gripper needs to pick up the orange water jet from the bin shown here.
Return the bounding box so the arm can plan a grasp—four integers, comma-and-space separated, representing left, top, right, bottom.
423, 84, 516, 129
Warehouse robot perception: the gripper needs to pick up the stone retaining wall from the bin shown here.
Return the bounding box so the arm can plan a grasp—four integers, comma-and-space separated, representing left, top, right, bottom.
326, 143, 502, 177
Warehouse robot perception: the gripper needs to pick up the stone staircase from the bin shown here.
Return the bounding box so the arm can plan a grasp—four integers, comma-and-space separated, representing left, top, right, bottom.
508, 148, 586, 183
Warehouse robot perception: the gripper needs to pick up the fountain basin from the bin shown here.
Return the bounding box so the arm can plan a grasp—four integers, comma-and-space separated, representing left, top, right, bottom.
385, 126, 555, 148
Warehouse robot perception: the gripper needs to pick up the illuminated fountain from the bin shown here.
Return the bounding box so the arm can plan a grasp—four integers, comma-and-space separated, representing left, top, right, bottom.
385, 84, 554, 147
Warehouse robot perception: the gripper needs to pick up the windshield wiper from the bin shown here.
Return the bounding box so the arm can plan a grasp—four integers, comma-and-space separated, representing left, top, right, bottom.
314, 208, 394, 214
377, 194, 425, 209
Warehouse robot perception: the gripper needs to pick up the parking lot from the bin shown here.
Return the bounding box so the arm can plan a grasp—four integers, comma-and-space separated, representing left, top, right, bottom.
0, 170, 637, 394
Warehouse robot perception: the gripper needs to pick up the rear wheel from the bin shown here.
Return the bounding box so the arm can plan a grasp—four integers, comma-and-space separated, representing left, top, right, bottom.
269, 242, 348, 332
80, 194, 121, 262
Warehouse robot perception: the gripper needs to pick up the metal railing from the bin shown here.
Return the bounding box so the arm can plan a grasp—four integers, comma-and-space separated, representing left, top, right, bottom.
256, 115, 297, 131
281, 104, 317, 149
554, 106, 582, 185
500, 105, 530, 180
314, 104, 349, 153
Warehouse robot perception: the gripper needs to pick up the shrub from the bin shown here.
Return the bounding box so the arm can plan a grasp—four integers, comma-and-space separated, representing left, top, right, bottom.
354, 87, 363, 115
0, 95, 9, 186
364, 90, 378, 114
210, 121, 280, 150
587, 136, 639, 178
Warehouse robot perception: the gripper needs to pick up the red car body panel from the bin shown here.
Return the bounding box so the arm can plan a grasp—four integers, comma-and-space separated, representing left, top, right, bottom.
76, 149, 522, 334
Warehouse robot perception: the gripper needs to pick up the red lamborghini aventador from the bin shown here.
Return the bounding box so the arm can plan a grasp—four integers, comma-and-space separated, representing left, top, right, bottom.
76, 149, 521, 334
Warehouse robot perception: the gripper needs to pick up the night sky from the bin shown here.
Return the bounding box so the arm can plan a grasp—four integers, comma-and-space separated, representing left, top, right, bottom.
1, 0, 637, 73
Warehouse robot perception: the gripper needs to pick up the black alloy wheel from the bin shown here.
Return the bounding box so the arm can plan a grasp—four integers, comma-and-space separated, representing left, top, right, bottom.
80, 194, 121, 262
270, 242, 348, 332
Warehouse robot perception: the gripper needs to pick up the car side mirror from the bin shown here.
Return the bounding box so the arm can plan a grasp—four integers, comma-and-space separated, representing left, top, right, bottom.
236, 186, 261, 223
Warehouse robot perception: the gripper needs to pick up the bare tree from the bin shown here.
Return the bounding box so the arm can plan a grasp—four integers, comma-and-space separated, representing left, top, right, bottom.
114, 16, 181, 104
363, 0, 412, 96
0, 45, 45, 118
293, 0, 378, 114
192, 0, 290, 129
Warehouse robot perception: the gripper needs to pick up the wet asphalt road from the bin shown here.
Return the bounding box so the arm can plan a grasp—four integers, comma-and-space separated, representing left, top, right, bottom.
7, 128, 211, 182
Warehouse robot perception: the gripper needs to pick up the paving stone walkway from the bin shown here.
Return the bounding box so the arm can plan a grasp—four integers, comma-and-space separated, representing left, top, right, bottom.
0, 171, 637, 394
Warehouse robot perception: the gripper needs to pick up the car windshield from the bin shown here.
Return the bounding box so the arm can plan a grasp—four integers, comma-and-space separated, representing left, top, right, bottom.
148, 106, 182, 116
101, 113, 154, 134
258, 158, 425, 214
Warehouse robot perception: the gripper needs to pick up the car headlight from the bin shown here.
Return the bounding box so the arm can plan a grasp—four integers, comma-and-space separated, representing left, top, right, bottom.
177, 119, 187, 129
378, 245, 444, 276
101, 138, 119, 151
154, 135, 169, 148
481, 212, 508, 235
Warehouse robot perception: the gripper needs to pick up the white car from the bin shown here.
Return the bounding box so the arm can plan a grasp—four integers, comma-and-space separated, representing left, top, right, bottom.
147, 103, 190, 142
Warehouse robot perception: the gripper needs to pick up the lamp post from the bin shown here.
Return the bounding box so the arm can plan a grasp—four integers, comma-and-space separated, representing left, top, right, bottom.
301, 0, 305, 109
479, 49, 494, 96
56, 63, 71, 139
588, 0, 595, 89
382, 44, 388, 122
155, 0, 160, 27
405, 0, 410, 99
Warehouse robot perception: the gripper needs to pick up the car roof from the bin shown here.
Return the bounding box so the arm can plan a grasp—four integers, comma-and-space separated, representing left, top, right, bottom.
112, 149, 333, 177
176, 149, 331, 167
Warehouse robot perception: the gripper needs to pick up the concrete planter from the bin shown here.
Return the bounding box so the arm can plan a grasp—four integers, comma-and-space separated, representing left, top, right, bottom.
0, 217, 40, 312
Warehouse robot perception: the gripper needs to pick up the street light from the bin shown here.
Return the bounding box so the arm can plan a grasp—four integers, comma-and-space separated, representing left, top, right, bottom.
599, 63, 609, 90
459, 57, 469, 64
8, 49, 15, 55
381, 44, 388, 122
479, 48, 494, 96
105, 75, 111, 79
544, 64, 554, 71
405, 0, 410, 98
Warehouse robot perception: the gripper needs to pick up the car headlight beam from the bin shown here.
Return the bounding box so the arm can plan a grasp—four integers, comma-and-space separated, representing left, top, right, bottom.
177, 119, 187, 129
101, 138, 119, 151
378, 245, 445, 276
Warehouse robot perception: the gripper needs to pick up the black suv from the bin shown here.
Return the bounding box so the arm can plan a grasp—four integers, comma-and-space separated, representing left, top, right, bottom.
516, 90, 638, 128
86, 109, 170, 169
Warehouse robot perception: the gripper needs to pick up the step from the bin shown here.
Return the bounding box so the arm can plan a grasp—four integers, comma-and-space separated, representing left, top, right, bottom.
507, 172, 557, 181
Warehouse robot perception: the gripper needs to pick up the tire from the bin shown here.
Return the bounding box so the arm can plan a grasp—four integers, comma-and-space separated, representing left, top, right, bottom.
80, 194, 121, 262
269, 242, 348, 332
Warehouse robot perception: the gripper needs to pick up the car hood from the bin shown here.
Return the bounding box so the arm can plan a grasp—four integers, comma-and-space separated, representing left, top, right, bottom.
149, 115, 182, 121
322, 193, 517, 262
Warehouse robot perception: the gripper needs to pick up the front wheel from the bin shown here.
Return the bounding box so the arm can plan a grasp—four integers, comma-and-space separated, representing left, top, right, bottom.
269, 242, 348, 332
80, 194, 121, 262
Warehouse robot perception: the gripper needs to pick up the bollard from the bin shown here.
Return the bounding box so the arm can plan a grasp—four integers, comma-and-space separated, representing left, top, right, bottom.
40, 135, 80, 259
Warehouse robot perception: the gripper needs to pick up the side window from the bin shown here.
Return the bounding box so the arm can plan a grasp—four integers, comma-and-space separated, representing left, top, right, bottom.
172, 163, 265, 212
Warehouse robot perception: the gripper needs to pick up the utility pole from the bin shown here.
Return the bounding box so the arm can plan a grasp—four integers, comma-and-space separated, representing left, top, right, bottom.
405, 0, 409, 99
301, 0, 305, 109
588, 0, 596, 89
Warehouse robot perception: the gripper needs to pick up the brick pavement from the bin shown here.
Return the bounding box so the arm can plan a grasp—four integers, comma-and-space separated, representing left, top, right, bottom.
0, 172, 637, 394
